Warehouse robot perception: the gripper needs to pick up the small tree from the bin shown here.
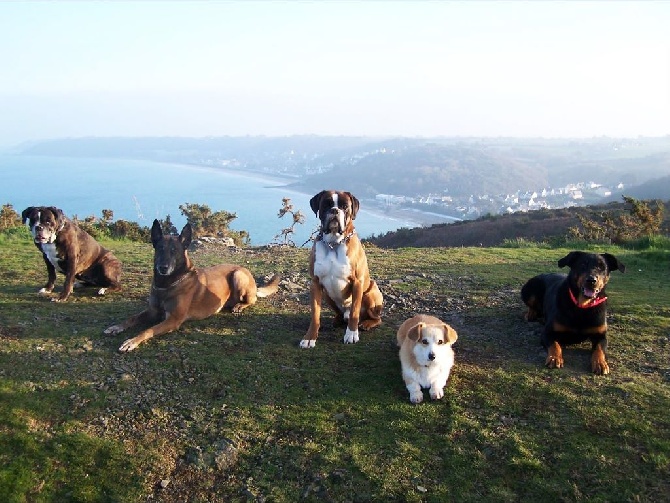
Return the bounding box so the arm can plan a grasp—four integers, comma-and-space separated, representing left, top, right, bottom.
102, 209, 114, 223
178, 203, 237, 237
179, 203, 249, 246
157, 214, 178, 236
273, 197, 306, 247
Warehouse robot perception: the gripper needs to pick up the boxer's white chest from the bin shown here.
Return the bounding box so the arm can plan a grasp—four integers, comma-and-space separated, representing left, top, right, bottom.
314, 241, 351, 308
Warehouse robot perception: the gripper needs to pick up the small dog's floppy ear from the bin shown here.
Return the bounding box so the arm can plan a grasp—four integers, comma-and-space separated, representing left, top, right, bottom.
180, 223, 193, 249
602, 253, 625, 274
443, 324, 458, 344
309, 191, 327, 217
346, 192, 360, 220
407, 322, 425, 342
150, 219, 163, 247
21, 207, 35, 224
558, 251, 583, 269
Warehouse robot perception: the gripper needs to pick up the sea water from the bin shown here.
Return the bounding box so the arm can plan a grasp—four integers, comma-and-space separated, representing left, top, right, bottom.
0, 155, 417, 245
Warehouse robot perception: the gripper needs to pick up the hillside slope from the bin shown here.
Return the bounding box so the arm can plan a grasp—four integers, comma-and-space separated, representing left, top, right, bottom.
367, 200, 670, 248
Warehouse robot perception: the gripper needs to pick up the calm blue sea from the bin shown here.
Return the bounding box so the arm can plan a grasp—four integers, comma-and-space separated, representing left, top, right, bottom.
0, 155, 417, 245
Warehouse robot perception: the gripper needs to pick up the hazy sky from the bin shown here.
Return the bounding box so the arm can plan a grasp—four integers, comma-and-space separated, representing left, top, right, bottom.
1, 1, 669, 147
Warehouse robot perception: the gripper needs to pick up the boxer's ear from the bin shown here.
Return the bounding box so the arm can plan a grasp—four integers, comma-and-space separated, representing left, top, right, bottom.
310, 191, 327, 216
347, 192, 360, 219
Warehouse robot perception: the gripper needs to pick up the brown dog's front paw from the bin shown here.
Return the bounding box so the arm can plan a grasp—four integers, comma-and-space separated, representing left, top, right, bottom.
119, 337, 140, 352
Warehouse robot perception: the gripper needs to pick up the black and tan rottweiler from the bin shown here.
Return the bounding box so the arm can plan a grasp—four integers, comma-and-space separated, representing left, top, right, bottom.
521, 251, 625, 375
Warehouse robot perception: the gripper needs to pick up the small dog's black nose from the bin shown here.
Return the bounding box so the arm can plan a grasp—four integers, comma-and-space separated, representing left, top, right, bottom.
428, 352, 436, 361
157, 265, 169, 275
586, 276, 597, 286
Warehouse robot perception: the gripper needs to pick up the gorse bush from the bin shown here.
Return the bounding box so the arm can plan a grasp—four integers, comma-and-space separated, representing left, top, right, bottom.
569, 196, 664, 244
0, 204, 21, 231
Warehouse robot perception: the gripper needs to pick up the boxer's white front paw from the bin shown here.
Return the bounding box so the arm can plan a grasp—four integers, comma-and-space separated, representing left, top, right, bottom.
299, 339, 316, 349
343, 328, 359, 344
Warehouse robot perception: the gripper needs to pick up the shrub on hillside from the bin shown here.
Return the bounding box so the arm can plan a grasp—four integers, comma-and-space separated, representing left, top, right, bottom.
0, 204, 21, 230
569, 196, 664, 244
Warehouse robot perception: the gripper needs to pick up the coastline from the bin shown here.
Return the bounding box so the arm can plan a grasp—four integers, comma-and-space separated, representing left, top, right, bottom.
5, 153, 453, 234
178, 162, 461, 230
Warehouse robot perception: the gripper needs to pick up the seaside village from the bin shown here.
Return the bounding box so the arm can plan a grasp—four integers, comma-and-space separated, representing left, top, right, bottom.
374, 181, 625, 221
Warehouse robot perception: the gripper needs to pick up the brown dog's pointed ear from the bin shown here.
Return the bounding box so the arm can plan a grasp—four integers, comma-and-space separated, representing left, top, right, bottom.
602, 253, 625, 274
309, 191, 327, 217
558, 251, 583, 269
443, 324, 458, 344
344, 192, 360, 219
150, 219, 163, 247
21, 207, 35, 223
407, 322, 425, 342
180, 223, 193, 249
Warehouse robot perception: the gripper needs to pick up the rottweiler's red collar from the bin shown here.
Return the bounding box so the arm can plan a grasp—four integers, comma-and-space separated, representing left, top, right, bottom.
569, 287, 607, 309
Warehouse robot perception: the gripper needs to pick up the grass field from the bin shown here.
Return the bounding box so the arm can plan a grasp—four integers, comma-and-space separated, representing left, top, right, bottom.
0, 230, 668, 502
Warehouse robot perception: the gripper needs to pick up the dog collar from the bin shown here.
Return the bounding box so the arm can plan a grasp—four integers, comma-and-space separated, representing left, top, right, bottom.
152, 268, 196, 290
317, 230, 356, 250
569, 287, 607, 309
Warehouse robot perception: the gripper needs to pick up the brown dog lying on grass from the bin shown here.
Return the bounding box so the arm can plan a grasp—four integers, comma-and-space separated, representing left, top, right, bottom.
521, 251, 625, 375
104, 220, 279, 352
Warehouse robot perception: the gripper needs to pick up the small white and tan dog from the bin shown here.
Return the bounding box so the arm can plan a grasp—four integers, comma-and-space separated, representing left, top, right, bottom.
396, 314, 458, 404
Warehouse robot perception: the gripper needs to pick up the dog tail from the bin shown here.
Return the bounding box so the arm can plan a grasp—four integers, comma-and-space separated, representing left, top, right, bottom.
257, 274, 281, 298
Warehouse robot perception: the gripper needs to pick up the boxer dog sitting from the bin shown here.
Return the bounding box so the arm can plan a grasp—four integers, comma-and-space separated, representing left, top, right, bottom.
22, 206, 122, 302
105, 220, 280, 352
301, 190, 383, 348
